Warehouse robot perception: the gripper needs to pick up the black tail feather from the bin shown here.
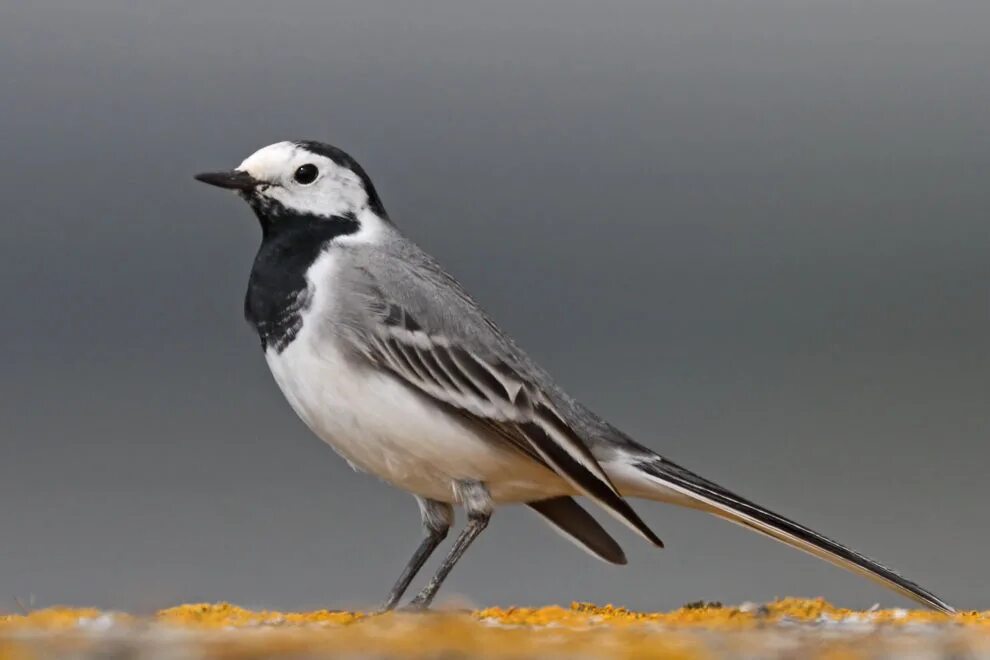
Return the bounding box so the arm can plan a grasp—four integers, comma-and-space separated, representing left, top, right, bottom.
636, 458, 954, 613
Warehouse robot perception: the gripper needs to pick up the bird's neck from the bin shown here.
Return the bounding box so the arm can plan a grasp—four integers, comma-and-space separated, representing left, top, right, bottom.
253, 203, 360, 241
244, 212, 358, 352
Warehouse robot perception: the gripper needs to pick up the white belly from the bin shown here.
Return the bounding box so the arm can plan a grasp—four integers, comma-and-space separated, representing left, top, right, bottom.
265, 317, 565, 504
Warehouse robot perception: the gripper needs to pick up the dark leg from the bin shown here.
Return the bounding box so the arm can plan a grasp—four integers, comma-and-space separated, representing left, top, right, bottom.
404, 481, 492, 610
377, 497, 452, 612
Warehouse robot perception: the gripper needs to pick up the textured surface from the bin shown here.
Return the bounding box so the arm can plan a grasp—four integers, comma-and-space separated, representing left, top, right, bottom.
2, 599, 989, 658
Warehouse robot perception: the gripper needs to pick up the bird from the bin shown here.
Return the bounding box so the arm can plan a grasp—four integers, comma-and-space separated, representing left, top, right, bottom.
195, 140, 953, 613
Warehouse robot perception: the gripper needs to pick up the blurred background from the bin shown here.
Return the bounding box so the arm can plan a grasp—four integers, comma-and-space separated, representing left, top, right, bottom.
1, 0, 987, 613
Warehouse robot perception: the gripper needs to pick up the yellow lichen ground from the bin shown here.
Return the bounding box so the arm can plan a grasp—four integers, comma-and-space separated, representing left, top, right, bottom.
1, 598, 989, 658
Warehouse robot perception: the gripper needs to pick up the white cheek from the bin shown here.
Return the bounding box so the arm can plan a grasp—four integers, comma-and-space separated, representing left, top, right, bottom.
270, 177, 368, 218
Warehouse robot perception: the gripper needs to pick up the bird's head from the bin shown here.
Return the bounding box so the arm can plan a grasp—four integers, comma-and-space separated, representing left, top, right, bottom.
195, 141, 387, 235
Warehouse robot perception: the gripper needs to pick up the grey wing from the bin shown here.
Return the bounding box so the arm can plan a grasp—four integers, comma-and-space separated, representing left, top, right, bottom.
335, 240, 662, 547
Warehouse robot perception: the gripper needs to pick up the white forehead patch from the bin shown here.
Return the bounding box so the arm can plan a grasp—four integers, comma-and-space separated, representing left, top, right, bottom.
237, 141, 310, 180
236, 141, 369, 218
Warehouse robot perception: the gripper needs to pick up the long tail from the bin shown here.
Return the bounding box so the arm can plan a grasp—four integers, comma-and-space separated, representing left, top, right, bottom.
616, 453, 954, 613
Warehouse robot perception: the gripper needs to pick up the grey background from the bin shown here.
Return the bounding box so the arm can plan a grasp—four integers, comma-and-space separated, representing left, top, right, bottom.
1, 0, 987, 613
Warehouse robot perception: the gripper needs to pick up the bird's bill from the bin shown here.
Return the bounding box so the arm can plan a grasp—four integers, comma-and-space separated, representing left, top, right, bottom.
193, 170, 260, 191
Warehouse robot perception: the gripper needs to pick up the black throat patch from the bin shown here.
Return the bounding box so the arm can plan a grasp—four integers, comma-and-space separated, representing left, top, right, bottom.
244, 205, 359, 352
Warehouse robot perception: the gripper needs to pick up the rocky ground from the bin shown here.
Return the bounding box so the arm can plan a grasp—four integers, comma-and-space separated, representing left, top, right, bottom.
2, 598, 988, 658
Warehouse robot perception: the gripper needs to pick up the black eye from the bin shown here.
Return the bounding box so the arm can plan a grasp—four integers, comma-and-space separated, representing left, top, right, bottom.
293, 164, 319, 184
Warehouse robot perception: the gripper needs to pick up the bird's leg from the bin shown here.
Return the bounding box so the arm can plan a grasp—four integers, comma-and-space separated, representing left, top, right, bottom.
377, 497, 453, 612
404, 481, 492, 611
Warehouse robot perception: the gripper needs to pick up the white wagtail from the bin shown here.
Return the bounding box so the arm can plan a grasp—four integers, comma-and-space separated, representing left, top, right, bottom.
195, 141, 952, 613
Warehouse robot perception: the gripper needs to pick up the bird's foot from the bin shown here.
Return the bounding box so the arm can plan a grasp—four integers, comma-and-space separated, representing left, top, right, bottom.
370, 597, 403, 615
396, 594, 431, 613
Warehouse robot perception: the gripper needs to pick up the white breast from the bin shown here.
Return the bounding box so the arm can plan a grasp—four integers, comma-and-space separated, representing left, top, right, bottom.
263, 249, 566, 504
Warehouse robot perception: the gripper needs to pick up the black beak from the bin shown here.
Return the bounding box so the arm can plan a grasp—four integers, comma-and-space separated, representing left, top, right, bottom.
193, 170, 260, 191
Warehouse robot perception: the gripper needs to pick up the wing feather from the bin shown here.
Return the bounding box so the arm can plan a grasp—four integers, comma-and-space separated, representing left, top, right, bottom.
360, 304, 662, 547
528, 496, 627, 565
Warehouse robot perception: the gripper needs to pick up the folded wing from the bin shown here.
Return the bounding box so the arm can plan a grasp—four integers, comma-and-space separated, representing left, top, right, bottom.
354, 301, 663, 548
